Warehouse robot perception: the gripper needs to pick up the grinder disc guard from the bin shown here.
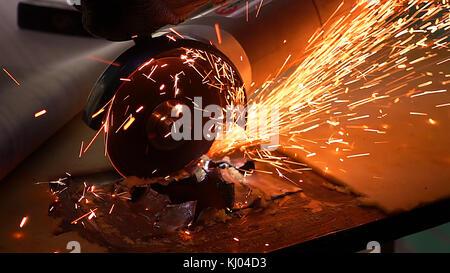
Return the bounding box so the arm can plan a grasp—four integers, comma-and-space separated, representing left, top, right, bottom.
105, 47, 245, 179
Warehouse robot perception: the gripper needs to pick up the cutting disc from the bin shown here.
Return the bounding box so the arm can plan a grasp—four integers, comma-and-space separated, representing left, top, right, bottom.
105, 47, 245, 179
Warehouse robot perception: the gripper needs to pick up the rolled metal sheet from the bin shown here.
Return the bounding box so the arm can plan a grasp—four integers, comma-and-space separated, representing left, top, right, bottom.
0, 0, 131, 180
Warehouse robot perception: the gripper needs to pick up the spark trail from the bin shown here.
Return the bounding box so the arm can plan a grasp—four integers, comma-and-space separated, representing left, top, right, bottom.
211, 0, 449, 173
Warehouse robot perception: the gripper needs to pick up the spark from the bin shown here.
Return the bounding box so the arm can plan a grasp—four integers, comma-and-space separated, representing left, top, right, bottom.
298, 124, 320, 133
346, 153, 370, 158
347, 115, 370, 121
2, 67, 20, 85
246, 1, 249, 22
256, 0, 264, 18
19, 217, 28, 228
71, 208, 98, 224
276, 54, 291, 77
87, 209, 97, 220
166, 34, 176, 41
91, 108, 105, 118
144, 65, 158, 80
410, 112, 428, 116
418, 81, 432, 87
87, 55, 120, 67
410, 89, 447, 98
138, 58, 154, 71
78, 141, 84, 158
84, 125, 104, 153
435, 103, 450, 108
214, 23, 222, 45
34, 109, 47, 118
427, 118, 437, 125
436, 58, 449, 65
136, 106, 144, 113
169, 27, 184, 39
123, 116, 136, 131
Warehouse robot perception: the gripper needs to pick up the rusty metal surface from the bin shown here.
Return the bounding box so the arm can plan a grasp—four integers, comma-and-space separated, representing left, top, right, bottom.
45, 160, 384, 253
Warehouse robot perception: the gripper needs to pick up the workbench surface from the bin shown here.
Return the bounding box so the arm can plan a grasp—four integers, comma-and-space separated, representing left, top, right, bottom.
0, 115, 447, 253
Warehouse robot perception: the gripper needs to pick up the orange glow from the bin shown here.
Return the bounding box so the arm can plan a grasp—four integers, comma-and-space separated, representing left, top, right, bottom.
12, 232, 24, 239
428, 118, 437, 125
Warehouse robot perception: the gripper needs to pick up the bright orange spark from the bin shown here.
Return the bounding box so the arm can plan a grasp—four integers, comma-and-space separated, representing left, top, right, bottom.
427, 118, 437, 125
19, 216, 28, 228
34, 109, 47, 118
91, 108, 105, 118
71, 208, 98, 224
169, 27, 184, 39
214, 23, 222, 45
83, 125, 104, 153
256, 0, 264, 18
136, 106, 144, 113
123, 116, 136, 131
